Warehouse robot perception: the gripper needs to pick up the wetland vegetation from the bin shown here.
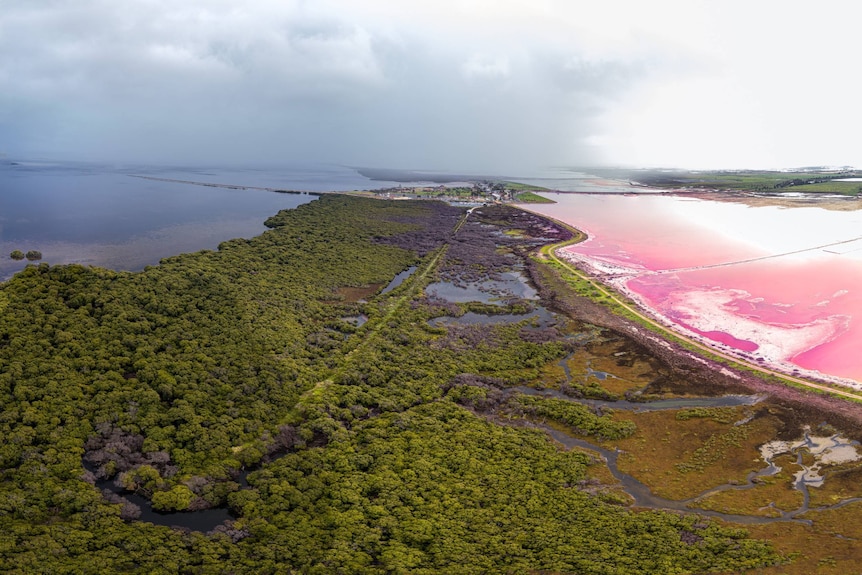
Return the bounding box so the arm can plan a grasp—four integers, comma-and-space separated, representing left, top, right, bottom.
3, 194, 862, 573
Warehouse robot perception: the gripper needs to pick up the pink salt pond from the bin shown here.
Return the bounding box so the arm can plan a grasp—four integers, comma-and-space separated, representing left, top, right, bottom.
524, 192, 862, 387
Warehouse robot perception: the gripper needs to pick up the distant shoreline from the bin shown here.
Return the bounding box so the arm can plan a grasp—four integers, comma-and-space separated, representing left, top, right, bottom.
129, 174, 323, 195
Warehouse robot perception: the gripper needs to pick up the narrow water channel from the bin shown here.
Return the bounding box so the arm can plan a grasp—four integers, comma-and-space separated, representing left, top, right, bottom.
504, 344, 862, 523
100, 479, 235, 530
526, 399, 862, 525
540, 426, 800, 525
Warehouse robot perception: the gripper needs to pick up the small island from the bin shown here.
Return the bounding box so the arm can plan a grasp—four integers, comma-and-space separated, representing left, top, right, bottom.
9, 249, 42, 261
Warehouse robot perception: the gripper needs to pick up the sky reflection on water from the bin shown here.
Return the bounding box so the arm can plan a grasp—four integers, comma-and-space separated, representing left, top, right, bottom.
0, 161, 398, 280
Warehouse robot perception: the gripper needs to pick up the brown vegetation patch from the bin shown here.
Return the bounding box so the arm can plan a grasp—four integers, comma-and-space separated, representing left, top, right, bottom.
584, 338, 674, 394
748, 502, 862, 574
532, 361, 568, 389
335, 284, 382, 302
560, 348, 646, 396
808, 462, 862, 507
691, 454, 804, 517
607, 408, 781, 500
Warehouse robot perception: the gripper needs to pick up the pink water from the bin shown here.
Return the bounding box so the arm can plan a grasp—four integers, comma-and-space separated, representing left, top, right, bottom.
526, 193, 862, 385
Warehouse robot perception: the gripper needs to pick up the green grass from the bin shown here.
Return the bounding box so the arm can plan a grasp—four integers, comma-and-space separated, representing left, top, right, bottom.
500, 181, 550, 192
590, 168, 862, 195
774, 180, 862, 195
513, 191, 555, 203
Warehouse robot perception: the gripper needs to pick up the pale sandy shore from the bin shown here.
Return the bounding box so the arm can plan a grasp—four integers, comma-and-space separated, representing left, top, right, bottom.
684, 190, 862, 212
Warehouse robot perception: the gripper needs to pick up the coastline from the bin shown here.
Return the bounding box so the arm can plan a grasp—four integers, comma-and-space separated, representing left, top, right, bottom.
524, 232, 862, 440
519, 188, 862, 391
555, 247, 862, 392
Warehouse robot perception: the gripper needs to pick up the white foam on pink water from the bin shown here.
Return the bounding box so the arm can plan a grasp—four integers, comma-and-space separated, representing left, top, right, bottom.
660, 286, 849, 363
526, 194, 862, 386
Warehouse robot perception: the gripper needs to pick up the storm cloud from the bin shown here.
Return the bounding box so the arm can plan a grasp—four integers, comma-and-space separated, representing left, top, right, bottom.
2, 1, 861, 170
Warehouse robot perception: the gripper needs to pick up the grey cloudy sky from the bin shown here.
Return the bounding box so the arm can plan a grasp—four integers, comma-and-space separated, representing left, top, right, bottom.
2, 0, 861, 170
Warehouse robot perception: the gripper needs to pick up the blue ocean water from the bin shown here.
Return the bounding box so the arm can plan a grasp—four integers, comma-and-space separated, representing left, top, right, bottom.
0, 160, 398, 280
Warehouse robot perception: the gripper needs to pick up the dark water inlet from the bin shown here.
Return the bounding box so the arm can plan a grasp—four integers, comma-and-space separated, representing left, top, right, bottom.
425, 280, 502, 304
380, 266, 417, 294
586, 368, 609, 380
342, 314, 368, 327
87, 463, 252, 532
99, 479, 235, 531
